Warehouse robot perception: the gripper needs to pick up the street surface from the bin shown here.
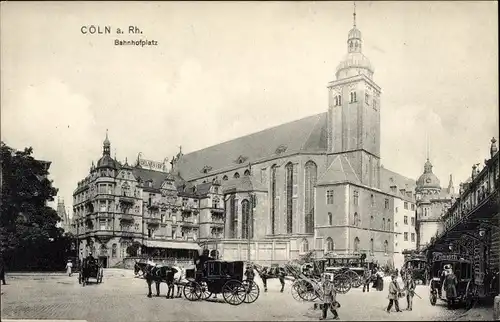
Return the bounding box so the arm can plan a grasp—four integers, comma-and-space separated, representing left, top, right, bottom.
0, 269, 493, 321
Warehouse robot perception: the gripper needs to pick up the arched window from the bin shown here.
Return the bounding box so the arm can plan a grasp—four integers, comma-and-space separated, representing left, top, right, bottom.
304, 161, 318, 233
244, 169, 251, 176
242, 200, 250, 239
354, 237, 360, 252
301, 238, 309, 253
382, 218, 386, 230
270, 165, 277, 235
234, 172, 240, 179
325, 237, 334, 252
384, 240, 389, 254
229, 195, 238, 238
223, 175, 228, 181
353, 212, 359, 226
285, 162, 294, 234
112, 243, 117, 258
424, 208, 428, 216
370, 238, 374, 255
328, 212, 333, 226
121, 182, 130, 196
387, 219, 391, 231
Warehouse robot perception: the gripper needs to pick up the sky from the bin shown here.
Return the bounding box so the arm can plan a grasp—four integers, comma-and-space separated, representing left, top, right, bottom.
1, 1, 498, 215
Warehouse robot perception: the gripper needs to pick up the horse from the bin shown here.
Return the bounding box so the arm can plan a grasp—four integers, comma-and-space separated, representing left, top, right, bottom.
134, 261, 184, 298
253, 263, 288, 292
80, 258, 100, 286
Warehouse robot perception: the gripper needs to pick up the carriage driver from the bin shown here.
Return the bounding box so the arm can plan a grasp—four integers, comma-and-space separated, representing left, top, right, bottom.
244, 264, 255, 292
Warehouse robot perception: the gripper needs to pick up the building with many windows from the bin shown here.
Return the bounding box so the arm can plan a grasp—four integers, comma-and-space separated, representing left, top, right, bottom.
72, 133, 224, 267
415, 158, 456, 250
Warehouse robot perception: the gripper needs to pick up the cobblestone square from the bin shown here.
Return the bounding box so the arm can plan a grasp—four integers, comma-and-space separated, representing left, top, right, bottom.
1, 270, 491, 321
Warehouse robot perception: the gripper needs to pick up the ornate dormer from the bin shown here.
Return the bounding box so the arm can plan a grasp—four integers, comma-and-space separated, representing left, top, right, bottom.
275, 144, 287, 155
235, 155, 248, 164
201, 165, 213, 174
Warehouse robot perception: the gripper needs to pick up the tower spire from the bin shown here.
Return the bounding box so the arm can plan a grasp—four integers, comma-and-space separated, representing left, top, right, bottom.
353, 1, 357, 28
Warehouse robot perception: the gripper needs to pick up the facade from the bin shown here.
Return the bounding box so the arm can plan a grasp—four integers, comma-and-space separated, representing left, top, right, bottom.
381, 168, 418, 269
415, 158, 456, 250
72, 133, 226, 268
167, 12, 416, 267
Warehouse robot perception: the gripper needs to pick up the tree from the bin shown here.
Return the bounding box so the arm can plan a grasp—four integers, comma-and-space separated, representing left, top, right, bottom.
1, 142, 64, 270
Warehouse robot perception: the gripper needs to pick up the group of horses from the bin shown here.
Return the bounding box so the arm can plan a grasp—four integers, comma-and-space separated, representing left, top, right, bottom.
134, 261, 288, 298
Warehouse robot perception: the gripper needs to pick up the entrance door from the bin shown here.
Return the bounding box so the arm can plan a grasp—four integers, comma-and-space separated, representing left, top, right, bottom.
99, 256, 108, 268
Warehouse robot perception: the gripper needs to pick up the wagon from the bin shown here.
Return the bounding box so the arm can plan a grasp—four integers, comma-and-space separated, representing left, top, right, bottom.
428, 252, 475, 309
78, 260, 103, 286
183, 260, 259, 305
403, 254, 428, 285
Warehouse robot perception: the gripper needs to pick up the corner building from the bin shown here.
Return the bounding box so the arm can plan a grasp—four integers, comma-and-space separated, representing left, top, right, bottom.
171, 15, 417, 267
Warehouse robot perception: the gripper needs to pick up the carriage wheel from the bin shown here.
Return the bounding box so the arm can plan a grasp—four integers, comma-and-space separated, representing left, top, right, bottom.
198, 281, 212, 300
183, 281, 202, 301
291, 281, 305, 302
297, 280, 319, 302
222, 280, 246, 306
464, 280, 476, 310
429, 290, 437, 306
242, 280, 260, 304
346, 271, 362, 288
334, 274, 351, 294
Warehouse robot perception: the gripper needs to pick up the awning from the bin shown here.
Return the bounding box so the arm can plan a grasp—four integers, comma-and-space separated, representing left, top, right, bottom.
143, 240, 201, 251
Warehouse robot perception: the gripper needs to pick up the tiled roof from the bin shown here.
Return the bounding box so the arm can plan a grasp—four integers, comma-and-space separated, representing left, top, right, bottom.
380, 167, 416, 199
222, 176, 268, 193
176, 113, 328, 180
316, 155, 361, 185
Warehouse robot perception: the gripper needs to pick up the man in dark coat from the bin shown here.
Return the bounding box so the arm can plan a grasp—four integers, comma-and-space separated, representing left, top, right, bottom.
278, 266, 286, 293
166, 266, 179, 299
404, 274, 416, 311
245, 265, 255, 292
0, 257, 6, 285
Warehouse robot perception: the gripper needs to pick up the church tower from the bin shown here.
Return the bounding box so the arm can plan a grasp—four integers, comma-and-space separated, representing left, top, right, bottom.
327, 3, 381, 188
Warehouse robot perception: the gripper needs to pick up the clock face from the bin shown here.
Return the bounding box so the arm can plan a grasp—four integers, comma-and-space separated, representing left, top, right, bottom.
426, 178, 432, 183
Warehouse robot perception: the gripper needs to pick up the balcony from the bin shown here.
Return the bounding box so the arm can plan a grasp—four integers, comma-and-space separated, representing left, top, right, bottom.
121, 231, 135, 238
210, 208, 225, 215
120, 214, 135, 222
95, 230, 114, 237
181, 220, 198, 228
95, 193, 115, 201
96, 213, 113, 220
147, 200, 161, 210
119, 195, 136, 204
145, 216, 161, 225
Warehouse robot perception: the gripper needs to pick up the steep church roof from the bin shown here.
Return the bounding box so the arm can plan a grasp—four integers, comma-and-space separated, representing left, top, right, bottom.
176, 112, 328, 180
316, 155, 361, 186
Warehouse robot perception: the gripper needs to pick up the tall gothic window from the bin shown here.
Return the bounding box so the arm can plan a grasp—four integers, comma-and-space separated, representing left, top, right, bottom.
229, 195, 238, 238
305, 161, 318, 234
353, 191, 359, 205
328, 212, 333, 226
285, 163, 294, 234
387, 219, 391, 231
384, 240, 389, 254
270, 165, 277, 235
370, 238, 374, 255
354, 237, 360, 252
353, 212, 359, 226
326, 237, 334, 252
242, 199, 250, 239
382, 218, 386, 230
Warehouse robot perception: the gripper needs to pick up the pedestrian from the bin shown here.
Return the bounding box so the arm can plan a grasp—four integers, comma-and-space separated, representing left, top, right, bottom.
404, 274, 416, 311
0, 256, 6, 285
362, 269, 372, 292
65, 260, 73, 277
261, 266, 269, 292
278, 266, 286, 293
386, 274, 402, 313
444, 267, 458, 309
319, 274, 340, 320
166, 266, 178, 299
376, 268, 384, 291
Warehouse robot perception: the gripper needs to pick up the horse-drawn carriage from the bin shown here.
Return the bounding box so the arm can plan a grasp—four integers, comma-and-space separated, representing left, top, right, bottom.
78, 258, 103, 286
322, 253, 369, 289
183, 260, 260, 305
428, 252, 475, 309
403, 252, 428, 285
